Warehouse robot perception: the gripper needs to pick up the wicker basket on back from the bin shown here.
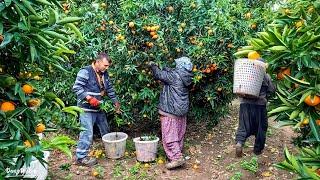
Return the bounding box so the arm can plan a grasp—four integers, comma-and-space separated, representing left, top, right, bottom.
233, 58, 266, 97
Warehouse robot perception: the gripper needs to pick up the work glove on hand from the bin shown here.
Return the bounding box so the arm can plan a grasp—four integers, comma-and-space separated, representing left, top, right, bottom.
88, 97, 100, 107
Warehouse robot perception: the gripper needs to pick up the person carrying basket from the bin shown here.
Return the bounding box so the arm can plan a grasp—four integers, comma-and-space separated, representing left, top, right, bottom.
235, 58, 276, 157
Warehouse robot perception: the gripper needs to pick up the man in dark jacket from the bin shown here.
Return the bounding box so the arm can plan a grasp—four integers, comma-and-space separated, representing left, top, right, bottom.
235, 59, 275, 157
149, 57, 193, 170
73, 52, 120, 166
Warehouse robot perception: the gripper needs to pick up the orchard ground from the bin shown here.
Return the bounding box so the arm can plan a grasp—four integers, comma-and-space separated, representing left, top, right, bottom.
48, 100, 296, 180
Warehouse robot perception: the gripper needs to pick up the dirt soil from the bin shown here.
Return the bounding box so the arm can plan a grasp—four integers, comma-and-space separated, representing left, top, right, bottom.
47, 100, 297, 180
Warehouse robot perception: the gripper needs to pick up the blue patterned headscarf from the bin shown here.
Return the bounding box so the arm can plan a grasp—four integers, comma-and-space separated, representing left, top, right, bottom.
175, 57, 193, 71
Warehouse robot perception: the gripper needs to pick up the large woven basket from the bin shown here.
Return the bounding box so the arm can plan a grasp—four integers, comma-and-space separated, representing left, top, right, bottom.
233, 58, 266, 97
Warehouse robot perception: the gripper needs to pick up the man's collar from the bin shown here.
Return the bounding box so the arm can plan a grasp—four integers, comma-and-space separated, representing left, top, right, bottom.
92, 62, 102, 74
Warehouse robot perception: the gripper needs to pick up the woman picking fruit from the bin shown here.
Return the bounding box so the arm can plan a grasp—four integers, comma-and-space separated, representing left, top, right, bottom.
149, 57, 193, 170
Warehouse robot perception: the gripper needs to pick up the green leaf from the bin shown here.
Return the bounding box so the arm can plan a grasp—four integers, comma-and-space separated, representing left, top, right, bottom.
286, 75, 310, 86
274, 161, 294, 172
14, 82, 21, 95
0, 22, 3, 34
54, 97, 65, 108
0, 4, 5, 11
301, 147, 317, 157
0, 139, 19, 149
51, 63, 69, 73
41, 135, 75, 159
10, 119, 32, 141
299, 90, 312, 105
5, 0, 12, 7
274, 121, 297, 128
34, 0, 52, 6
0, 33, 13, 48
48, 8, 57, 26
268, 106, 292, 115
18, 88, 26, 104
290, 153, 301, 172
289, 110, 301, 120
276, 92, 293, 107
309, 117, 320, 142
65, 23, 84, 42
8, 107, 27, 119
30, 42, 36, 62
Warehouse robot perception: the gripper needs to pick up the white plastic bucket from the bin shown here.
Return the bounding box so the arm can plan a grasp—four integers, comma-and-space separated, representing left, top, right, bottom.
233, 58, 266, 97
23, 151, 50, 180
133, 136, 159, 162
102, 132, 128, 159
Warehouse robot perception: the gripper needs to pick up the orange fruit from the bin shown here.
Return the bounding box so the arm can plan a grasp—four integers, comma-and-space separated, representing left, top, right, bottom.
191, 3, 197, 8
128, 22, 134, 28
302, 118, 309, 125
316, 119, 320, 126
195, 75, 201, 80
150, 26, 157, 31
144, 163, 151, 168
146, 26, 151, 31
192, 65, 197, 72
100, 3, 107, 8
146, 42, 154, 47
150, 31, 157, 36
308, 6, 314, 14
192, 164, 199, 169
251, 23, 257, 29
205, 68, 211, 73
245, 12, 252, 19
22, 84, 33, 94
167, 6, 174, 13
180, 22, 186, 28
248, 51, 260, 60
284, 9, 290, 15
33, 75, 41, 80
304, 95, 320, 106
35, 123, 46, 133
24, 140, 34, 148
152, 35, 158, 39
154, 25, 160, 30
89, 150, 95, 156
277, 68, 291, 80
28, 98, 41, 107
125, 151, 129, 156
295, 21, 303, 28
92, 170, 99, 177
227, 43, 233, 48
0, 102, 15, 112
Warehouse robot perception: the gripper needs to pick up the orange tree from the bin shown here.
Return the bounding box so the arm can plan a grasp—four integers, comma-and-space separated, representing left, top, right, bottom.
0, 0, 83, 177
235, 0, 320, 178
60, 0, 276, 128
